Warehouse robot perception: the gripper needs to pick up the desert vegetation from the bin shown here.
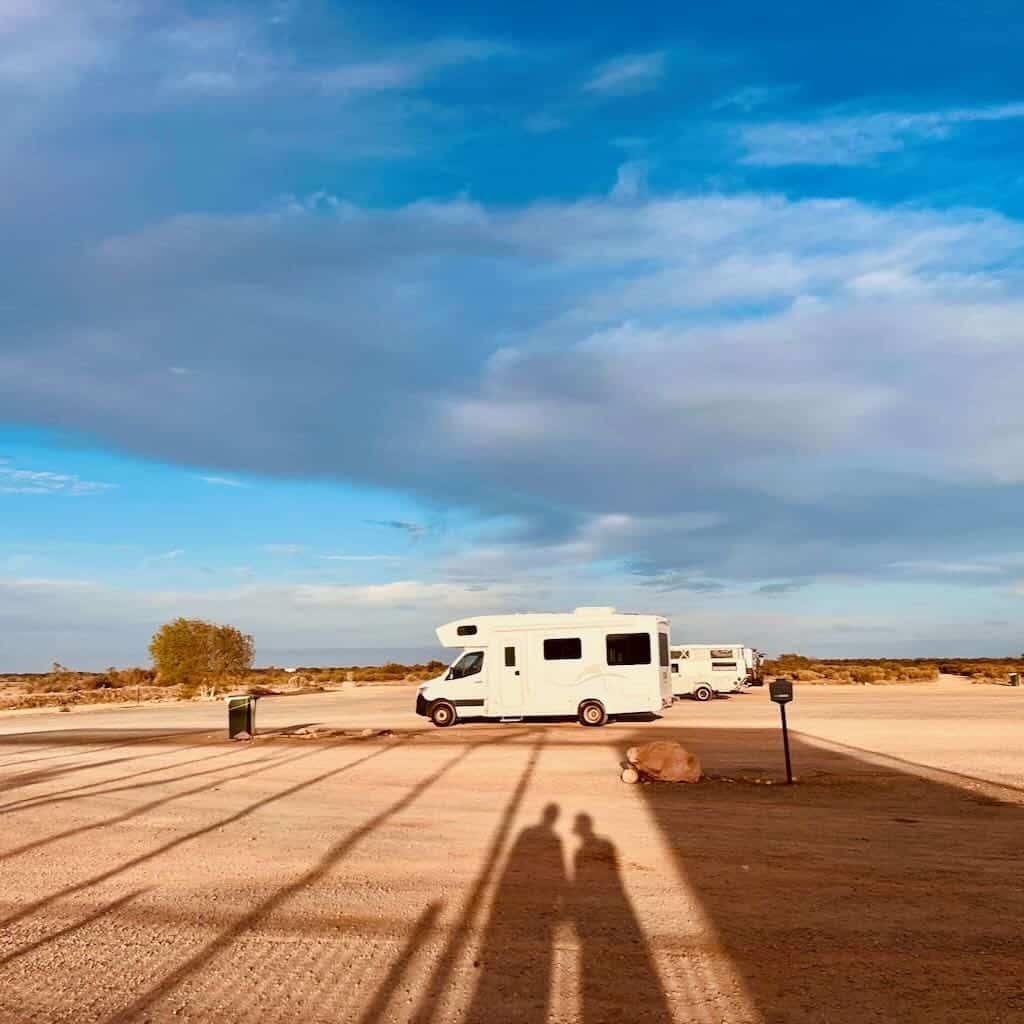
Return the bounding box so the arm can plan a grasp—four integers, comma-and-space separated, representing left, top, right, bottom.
0, 616, 447, 709
0, 650, 448, 711
4, 635, 1021, 711
765, 653, 1023, 685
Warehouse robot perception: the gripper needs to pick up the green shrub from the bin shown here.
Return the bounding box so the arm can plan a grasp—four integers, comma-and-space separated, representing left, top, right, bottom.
149, 618, 254, 686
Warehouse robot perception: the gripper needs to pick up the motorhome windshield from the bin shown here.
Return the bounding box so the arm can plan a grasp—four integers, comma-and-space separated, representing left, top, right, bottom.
448, 651, 484, 680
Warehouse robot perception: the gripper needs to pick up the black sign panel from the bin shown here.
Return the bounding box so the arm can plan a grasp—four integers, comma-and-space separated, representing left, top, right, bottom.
769, 678, 793, 704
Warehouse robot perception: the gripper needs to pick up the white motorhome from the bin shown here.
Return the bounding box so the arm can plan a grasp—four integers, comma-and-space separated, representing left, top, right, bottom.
741, 646, 765, 687
415, 607, 673, 727
670, 644, 759, 701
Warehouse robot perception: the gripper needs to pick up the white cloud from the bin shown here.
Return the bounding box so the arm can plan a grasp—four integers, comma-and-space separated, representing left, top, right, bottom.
322, 554, 399, 561
0, 574, 544, 669
200, 475, 248, 488
584, 52, 666, 96
0, 0, 125, 90
313, 39, 508, 95
740, 102, 1024, 166
714, 84, 797, 112
156, 549, 184, 560
4, 188, 1024, 587
889, 560, 1004, 576
610, 161, 648, 200
264, 544, 306, 555
523, 112, 566, 134
2, 572, 1020, 670
0, 461, 115, 496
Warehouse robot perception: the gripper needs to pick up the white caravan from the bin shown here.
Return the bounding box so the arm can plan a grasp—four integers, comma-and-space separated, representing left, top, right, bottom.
415, 607, 673, 727
670, 644, 760, 701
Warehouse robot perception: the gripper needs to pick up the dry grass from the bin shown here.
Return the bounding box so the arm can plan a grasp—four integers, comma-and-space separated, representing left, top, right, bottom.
764, 653, 1024, 685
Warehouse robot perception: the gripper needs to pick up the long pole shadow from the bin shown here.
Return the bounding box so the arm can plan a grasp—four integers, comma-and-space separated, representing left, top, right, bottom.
0, 742, 87, 769
0, 889, 150, 969
0, 747, 300, 862
0, 743, 242, 815
0, 726, 205, 760
356, 901, 442, 1024
0, 742, 361, 930
410, 736, 545, 1024
102, 738, 482, 1023
0, 733, 215, 796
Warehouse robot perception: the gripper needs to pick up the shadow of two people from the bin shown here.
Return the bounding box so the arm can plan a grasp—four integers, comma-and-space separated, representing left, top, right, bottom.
465, 804, 673, 1024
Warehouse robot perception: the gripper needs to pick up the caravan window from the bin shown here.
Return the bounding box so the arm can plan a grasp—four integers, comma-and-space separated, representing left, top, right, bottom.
449, 651, 484, 679
544, 637, 582, 660
504, 647, 516, 667
457, 625, 478, 636
606, 633, 651, 665
659, 633, 670, 667
671, 663, 679, 674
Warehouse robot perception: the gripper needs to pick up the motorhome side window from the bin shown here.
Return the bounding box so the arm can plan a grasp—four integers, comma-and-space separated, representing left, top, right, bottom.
544, 637, 582, 660
457, 625, 477, 636
450, 651, 484, 679
605, 633, 650, 665
671, 663, 679, 674
504, 647, 516, 667
659, 632, 670, 667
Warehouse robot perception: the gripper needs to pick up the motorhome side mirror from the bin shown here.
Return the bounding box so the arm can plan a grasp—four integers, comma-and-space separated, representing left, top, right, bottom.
770, 679, 793, 704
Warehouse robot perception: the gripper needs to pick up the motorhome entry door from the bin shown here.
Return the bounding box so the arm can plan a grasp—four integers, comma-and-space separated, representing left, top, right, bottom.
499, 642, 524, 716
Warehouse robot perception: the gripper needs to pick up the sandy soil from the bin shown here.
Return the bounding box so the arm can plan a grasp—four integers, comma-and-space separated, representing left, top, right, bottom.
0, 680, 1021, 1023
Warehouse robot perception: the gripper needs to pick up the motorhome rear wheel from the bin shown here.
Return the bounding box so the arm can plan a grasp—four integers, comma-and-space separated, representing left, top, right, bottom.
578, 699, 608, 727
693, 684, 713, 702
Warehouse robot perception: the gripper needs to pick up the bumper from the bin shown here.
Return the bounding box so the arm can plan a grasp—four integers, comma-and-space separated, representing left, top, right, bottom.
415, 693, 429, 717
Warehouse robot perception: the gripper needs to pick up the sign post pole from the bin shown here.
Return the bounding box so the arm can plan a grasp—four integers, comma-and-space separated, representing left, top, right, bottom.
769, 678, 794, 784
779, 701, 792, 784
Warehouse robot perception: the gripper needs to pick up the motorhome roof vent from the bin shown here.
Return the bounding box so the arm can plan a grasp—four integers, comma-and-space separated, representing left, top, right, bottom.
573, 606, 616, 616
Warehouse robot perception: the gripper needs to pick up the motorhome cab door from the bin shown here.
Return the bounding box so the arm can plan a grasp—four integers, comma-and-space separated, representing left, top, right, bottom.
498, 639, 524, 717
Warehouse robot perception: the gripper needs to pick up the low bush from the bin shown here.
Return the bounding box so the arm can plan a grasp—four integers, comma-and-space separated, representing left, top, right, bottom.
0, 657, 451, 709
765, 654, 1022, 685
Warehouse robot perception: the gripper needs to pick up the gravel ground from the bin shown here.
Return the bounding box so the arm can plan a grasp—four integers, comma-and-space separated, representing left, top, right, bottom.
0, 680, 1021, 1023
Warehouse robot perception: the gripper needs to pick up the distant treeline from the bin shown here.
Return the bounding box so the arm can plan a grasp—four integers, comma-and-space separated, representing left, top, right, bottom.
0, 661, 448, 710
765, 653, 1022, 684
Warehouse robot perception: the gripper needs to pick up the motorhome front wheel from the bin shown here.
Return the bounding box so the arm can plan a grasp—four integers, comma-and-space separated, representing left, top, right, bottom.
577, 699, 608, 727
694, 685, 713, 702
429, 700, 457, 727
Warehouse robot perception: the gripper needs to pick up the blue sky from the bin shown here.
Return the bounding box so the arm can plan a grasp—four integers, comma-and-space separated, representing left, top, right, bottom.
2, 1, 1023, 669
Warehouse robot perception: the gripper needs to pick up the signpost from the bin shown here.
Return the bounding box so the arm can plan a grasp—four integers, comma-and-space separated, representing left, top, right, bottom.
769, 678, 794, 784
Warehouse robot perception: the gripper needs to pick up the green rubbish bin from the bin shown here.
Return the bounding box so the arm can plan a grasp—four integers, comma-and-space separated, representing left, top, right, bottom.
226, 695, 257, 739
